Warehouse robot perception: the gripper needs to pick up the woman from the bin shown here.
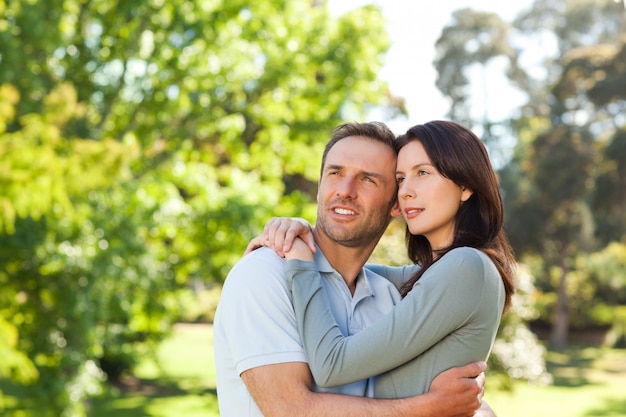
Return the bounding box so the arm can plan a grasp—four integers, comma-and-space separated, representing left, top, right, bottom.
251, 120, 516, 398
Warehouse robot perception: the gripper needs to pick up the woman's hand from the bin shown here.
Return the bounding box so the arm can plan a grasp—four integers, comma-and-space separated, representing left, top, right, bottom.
284, 237, 314, 262
244, 217, 315, 257
244, 234, 268, 255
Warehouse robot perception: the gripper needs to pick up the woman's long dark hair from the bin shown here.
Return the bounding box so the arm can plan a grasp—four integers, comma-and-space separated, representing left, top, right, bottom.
396, 120, 516, 313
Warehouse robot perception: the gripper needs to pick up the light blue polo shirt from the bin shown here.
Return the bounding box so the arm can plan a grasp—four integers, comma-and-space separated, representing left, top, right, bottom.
214, 246, 403, 416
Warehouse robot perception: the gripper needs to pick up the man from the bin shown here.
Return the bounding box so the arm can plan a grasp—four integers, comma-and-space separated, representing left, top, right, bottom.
214, 122, 492, 417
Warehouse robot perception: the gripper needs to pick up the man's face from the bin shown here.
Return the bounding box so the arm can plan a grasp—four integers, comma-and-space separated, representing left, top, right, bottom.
316, 136, 399, 248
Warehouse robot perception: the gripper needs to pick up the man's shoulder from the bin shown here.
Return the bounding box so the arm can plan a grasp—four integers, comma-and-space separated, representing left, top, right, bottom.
216, 249, 294, 326
229, 248, 285, 275
222, 248, 287, 291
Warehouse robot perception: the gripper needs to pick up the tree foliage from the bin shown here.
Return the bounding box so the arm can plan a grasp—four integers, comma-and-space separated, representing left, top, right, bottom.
434, 8, 524, 129
435, 0, 626, 349
0, 0, 396, 415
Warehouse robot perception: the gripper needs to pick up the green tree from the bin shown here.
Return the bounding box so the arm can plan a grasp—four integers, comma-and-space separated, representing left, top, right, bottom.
512, 0, 625, 348
434, 8, 525, 133
516, 126, 596, 348
552, 38, 626, 246
436, 0, 626, 349
0, 1, 397, 415
0, 83, 134, 416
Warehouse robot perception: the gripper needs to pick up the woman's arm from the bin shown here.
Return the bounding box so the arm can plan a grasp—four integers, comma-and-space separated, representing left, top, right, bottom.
246, 216, 419, 291
287, 247, 504, 387
244, 218, 417, 291
244, 217, 315, 256
365, 264, 419, 291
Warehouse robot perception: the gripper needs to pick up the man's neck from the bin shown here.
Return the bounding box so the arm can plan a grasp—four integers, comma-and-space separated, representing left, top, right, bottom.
313, 228, 378, 295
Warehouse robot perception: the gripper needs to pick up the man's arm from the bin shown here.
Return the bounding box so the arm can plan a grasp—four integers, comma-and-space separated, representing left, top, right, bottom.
242, 361, 485, 417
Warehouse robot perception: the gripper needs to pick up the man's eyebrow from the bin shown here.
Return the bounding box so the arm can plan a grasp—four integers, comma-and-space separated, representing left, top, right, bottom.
324, 164, 386, 181
324, 164, 344, 171
362, 170, 385, 180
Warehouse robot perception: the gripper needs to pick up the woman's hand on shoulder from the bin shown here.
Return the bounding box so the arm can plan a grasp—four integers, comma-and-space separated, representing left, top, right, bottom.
284, 237, 315, 262
244, 217, 316, 257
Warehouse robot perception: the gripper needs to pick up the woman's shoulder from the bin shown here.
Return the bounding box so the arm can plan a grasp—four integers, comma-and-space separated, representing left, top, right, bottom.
439, 247, 498, 278
444, 246, 486, 262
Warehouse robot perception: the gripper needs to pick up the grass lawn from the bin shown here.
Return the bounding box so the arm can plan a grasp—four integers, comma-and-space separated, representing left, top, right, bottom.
97, 324, 626, 417
487, 346, 626, 416
91, 323, 220, 417
3, 324, 626, 416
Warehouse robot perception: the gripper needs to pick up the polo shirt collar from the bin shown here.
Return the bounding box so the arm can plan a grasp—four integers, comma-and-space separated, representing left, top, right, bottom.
313, 246, 374, 299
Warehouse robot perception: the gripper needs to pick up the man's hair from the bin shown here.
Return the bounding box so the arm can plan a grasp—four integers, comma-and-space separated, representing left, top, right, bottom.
320, 122, 396, 176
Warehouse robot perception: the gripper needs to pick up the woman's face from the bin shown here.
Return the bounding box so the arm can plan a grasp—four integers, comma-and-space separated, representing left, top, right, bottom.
395, 140, 472, 250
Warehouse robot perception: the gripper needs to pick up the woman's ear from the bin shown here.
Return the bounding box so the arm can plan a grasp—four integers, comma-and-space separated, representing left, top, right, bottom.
461, 186, 473, 202
390, 200, 402, 217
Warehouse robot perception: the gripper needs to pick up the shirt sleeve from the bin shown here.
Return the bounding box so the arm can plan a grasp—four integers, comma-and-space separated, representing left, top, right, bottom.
364, 264, 419, 290
286, 247, 503, 387
219, 249, 307, 375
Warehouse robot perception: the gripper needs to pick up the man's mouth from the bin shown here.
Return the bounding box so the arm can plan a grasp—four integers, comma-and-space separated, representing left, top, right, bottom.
334, 208, 356, 215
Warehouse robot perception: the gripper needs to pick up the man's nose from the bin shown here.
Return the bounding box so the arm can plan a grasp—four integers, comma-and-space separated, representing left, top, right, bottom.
336, 177, 357, 198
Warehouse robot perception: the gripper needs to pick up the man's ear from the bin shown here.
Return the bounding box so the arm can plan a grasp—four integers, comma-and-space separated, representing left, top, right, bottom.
390, 200, 402, 217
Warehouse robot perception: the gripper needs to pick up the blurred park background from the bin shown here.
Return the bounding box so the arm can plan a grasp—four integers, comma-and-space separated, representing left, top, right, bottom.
1, 0, 626, 416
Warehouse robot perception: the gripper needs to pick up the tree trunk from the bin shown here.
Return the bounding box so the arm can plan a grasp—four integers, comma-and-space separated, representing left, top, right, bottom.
550, 261, 569, 349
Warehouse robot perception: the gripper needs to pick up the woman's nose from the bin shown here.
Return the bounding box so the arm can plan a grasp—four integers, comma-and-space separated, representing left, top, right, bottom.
399, 181, 414, 199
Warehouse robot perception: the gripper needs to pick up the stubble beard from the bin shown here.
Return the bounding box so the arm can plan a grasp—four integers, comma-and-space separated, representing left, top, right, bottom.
316, 205, 391, 249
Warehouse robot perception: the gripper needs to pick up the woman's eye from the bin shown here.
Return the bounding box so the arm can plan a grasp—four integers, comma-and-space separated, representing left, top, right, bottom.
418, 170, 429, 176
396, 177, 404, 184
